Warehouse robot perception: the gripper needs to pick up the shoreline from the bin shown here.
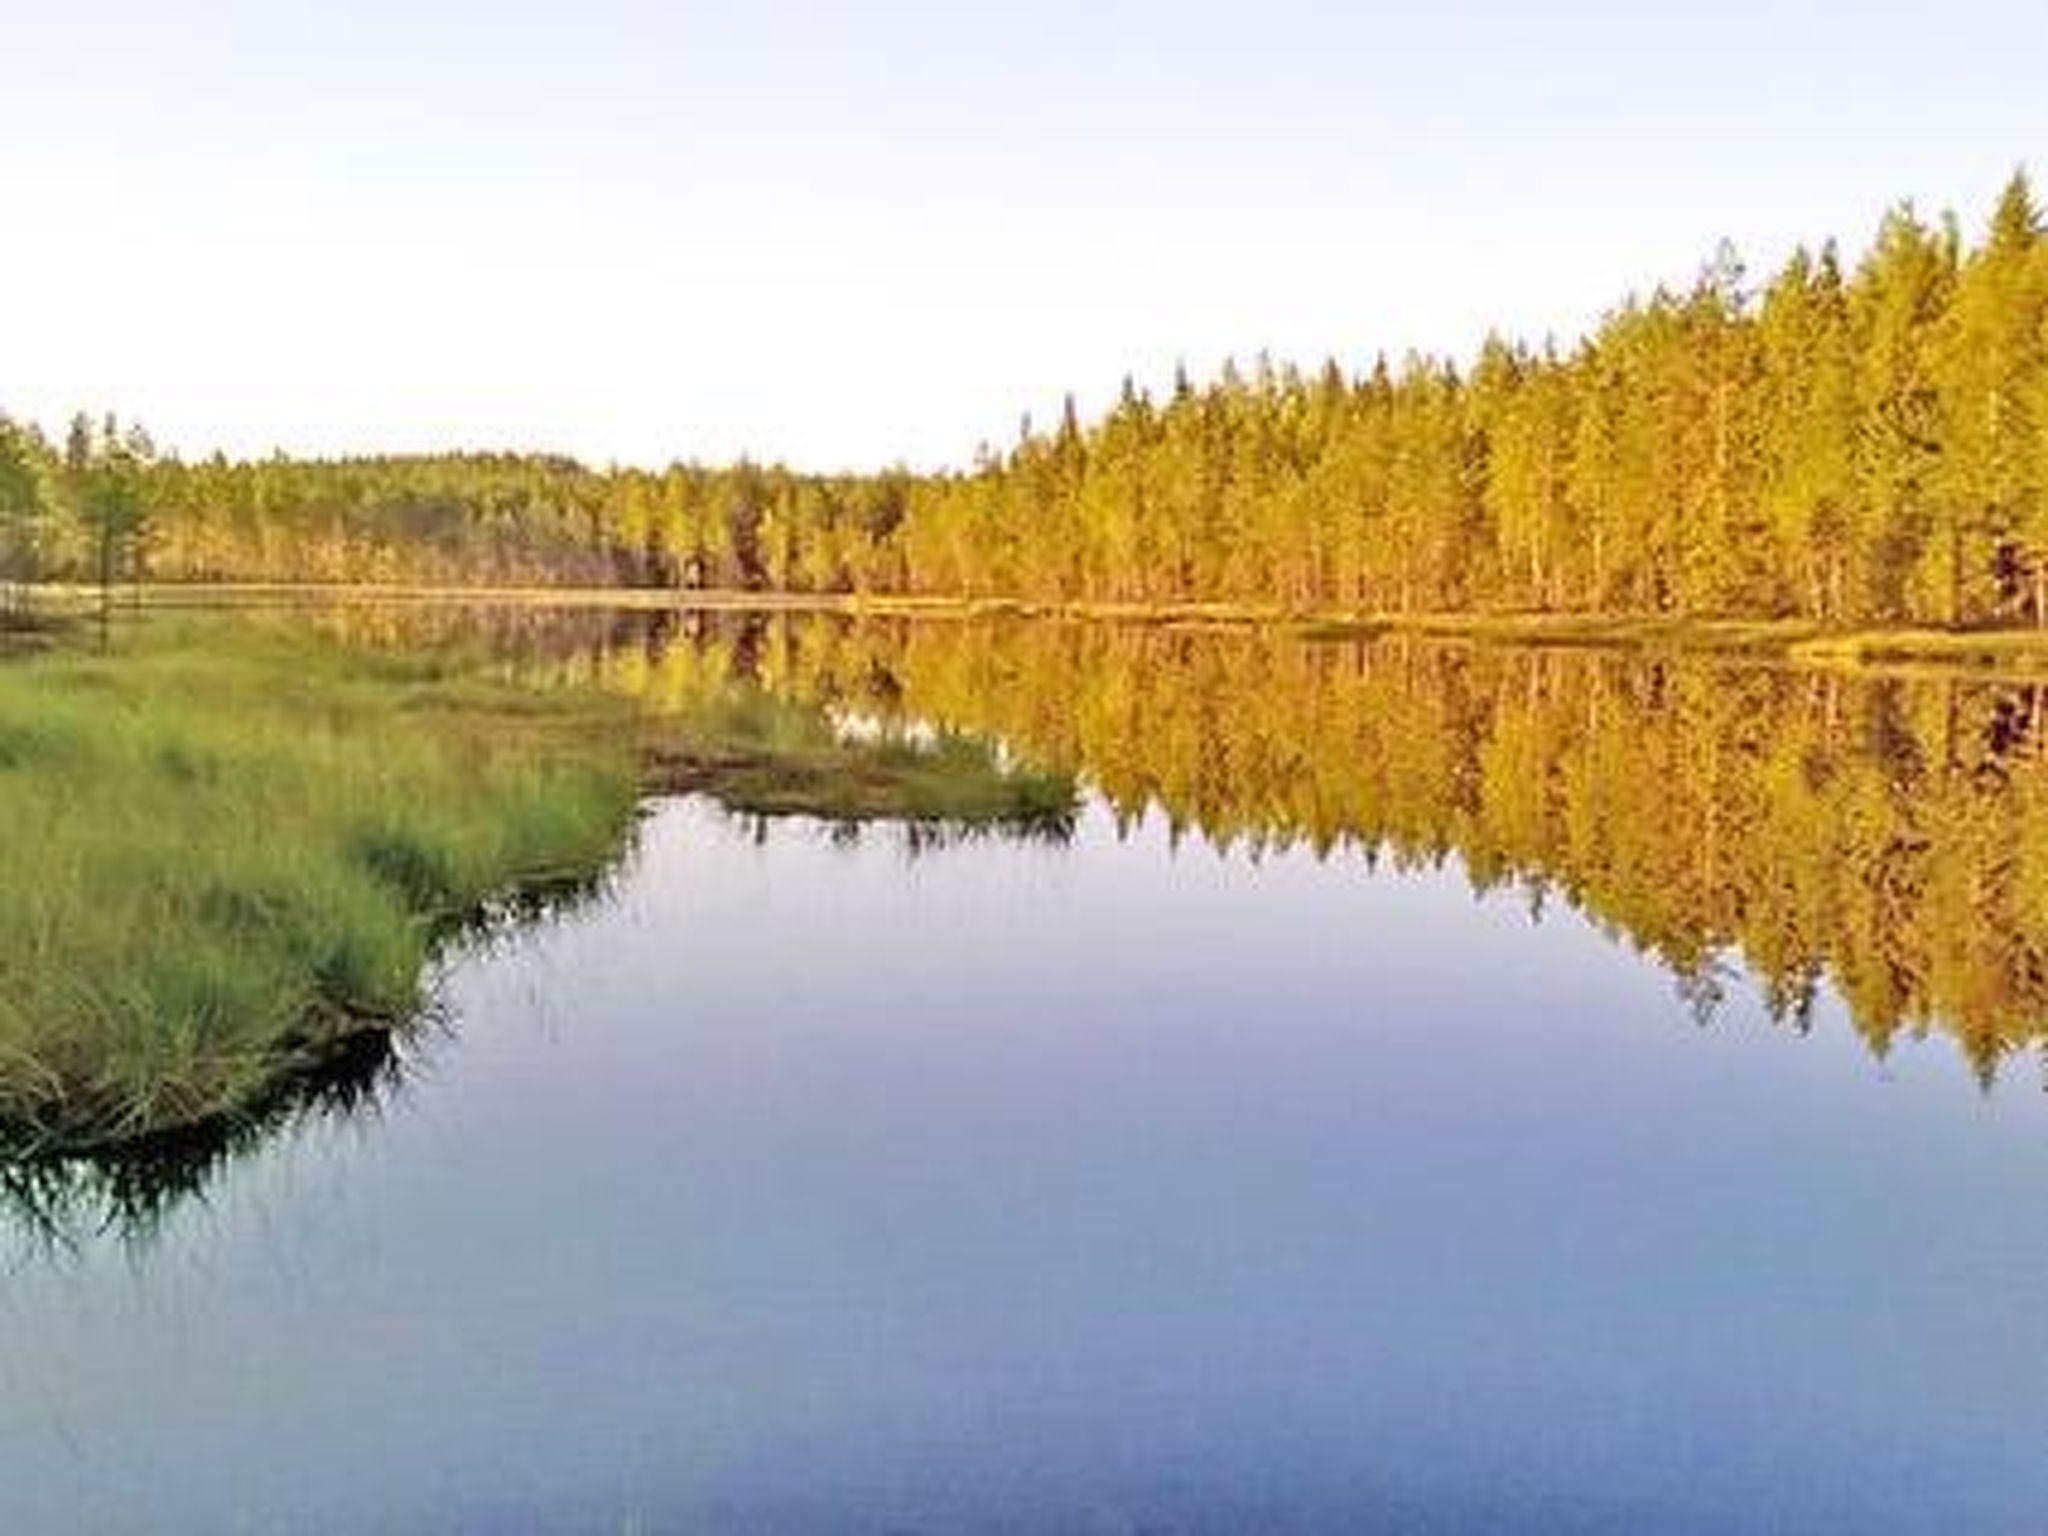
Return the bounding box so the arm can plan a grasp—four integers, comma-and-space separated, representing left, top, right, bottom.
41, 582, 2048, 677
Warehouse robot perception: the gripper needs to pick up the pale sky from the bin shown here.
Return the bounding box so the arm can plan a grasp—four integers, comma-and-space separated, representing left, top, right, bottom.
2, 0, 2043, 471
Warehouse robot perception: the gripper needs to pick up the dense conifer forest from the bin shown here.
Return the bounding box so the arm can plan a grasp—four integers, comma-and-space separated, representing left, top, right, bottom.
5, 175, 2046, 625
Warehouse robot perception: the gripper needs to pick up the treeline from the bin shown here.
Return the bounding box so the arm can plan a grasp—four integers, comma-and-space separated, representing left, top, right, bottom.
5, 174, 2046, 623
900, 174, 2048, 623
0, 420, 917, 592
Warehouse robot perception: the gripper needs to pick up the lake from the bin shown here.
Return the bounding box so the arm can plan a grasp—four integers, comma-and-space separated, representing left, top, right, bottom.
6, 607, 2048, 1533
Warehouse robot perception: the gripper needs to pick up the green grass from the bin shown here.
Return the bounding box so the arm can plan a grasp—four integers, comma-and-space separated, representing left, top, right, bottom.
0, 616, 642, 1152
0, 611, 1077, 1156
642, 689, 1076, 828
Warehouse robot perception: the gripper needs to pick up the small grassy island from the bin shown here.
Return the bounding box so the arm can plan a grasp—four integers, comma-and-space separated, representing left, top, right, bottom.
0, 609, 1074, 1157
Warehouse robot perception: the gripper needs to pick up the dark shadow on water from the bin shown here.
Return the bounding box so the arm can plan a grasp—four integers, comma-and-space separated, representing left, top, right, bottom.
0, 856, 629, 1254
0, 1025, 418, 1258
720, 797, 1080, 856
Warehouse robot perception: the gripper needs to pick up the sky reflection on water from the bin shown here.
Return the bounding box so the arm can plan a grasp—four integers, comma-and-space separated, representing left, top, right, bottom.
3, 796, 2045, 1534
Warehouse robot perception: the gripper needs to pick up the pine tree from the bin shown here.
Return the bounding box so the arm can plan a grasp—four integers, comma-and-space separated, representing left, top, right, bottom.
1938, 171, 2048, 622
1849, 205, 1957, 620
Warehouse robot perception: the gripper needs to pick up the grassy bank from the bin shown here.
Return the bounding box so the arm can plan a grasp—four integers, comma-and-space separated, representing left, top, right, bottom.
0, 618, 643, 1151
0, 611, 1078, 1155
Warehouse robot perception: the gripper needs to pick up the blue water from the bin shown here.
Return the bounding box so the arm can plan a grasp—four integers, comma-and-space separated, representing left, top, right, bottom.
4, 796, 2044, 1533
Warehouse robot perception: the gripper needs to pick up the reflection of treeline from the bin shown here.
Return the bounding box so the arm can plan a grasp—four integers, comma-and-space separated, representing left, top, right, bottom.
242, 602, 2048, 1073
5, 177, 2047, 623
604, 611, 2047, 1079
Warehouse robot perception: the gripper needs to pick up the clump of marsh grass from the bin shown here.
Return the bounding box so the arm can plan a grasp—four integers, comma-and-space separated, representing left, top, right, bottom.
640, 688, 1078, 831
0, 616, 641, 1152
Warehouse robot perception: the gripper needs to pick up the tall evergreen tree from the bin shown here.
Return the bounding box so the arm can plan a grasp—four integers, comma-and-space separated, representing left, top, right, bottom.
1938, 172, 2048, 621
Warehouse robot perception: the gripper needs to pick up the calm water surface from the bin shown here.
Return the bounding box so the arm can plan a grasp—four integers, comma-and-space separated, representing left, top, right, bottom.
6, 614, 2048, 1533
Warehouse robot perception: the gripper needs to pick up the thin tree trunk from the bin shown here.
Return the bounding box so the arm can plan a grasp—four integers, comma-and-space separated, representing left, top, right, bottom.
1949, 518, 1965, 628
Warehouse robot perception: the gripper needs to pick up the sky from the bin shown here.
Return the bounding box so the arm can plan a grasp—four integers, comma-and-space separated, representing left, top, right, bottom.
2, 0, 2044, 471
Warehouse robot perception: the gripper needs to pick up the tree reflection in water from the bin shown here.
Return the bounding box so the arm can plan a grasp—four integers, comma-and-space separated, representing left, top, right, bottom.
24, 599, 2048, 1242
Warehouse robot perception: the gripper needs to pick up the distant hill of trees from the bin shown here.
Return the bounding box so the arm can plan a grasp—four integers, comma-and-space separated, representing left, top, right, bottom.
6, 173, 2046, 625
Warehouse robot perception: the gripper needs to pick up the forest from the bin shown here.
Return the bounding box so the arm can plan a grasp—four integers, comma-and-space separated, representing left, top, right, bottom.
3, 174, 2045, 626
